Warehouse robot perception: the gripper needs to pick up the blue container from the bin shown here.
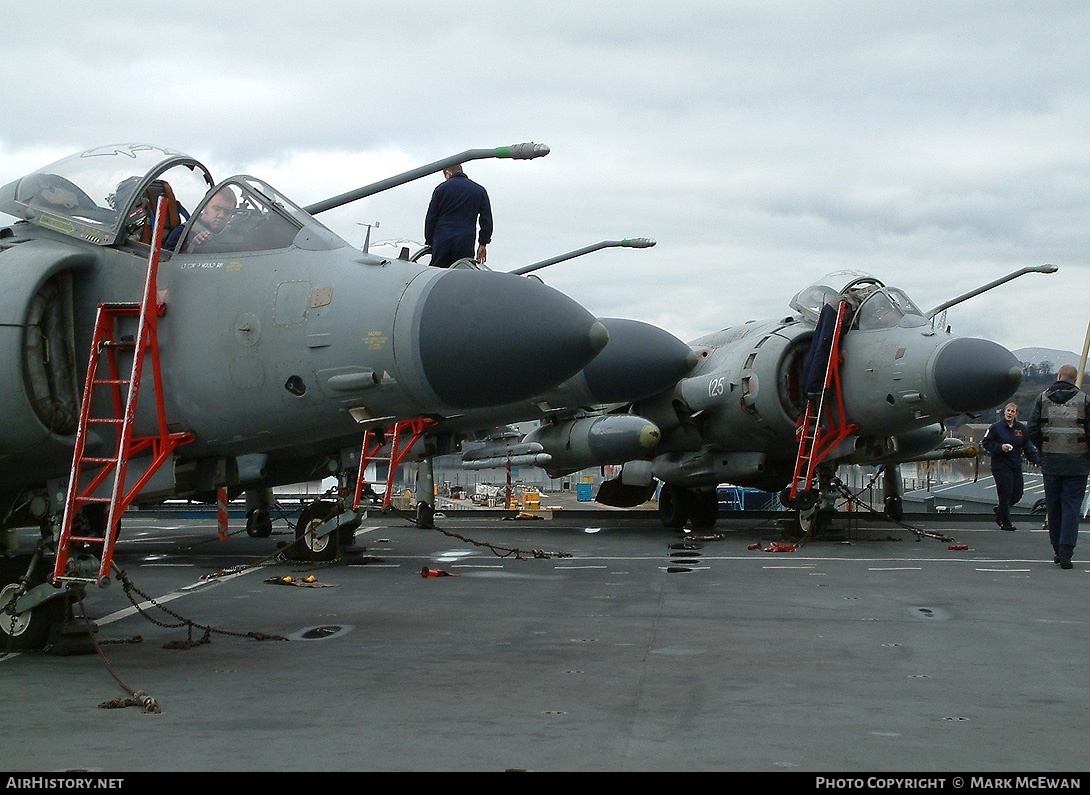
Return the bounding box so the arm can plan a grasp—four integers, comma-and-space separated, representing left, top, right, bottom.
741, 488, 775, 510
576, 483, 594, 502
717, 486, 774, 511
717, 486, 742, 510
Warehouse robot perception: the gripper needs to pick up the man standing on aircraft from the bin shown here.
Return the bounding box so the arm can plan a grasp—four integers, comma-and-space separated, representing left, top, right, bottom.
165, 186, 237, 251
1027, 364, 1090, 569
982, 402, 1040, 531
424, 164, 492, 268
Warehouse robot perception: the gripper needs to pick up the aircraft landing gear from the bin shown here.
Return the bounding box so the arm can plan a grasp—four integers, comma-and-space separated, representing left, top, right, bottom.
882, 465, 904, 522
296, 499, 346, 562
245, 508, 273, 538
0, 553, 68, 651
415, 501, 435, 530
790, 500, 836, 539
688, 489, 719, 529
785, 467, 840, 538
657, 484, 719, 530
658, 483, 691, 529
414, 456, 437, 529
245, 488, 275, 537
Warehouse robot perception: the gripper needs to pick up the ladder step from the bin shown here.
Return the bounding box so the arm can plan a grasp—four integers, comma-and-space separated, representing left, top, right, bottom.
53, 204, 193, 588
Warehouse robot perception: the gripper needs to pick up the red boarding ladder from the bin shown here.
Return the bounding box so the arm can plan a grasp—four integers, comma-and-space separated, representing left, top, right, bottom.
53, 197, 195, 587
789, 299, 859, 502
352, 417, 437, 511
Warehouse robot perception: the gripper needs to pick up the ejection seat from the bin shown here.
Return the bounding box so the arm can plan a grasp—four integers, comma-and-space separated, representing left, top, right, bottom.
135, 179, 183, 247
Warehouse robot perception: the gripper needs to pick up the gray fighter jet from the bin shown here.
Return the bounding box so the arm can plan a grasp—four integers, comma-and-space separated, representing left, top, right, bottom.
464, 266, 1055, 532
0, 142, 617, 649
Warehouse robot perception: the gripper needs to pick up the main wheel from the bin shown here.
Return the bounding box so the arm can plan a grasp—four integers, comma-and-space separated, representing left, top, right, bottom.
415, 501, 435, 530
688, 490, 720, 529
292, 500, 341, 562
0, 555, 66, 651
658, 484, 692, 529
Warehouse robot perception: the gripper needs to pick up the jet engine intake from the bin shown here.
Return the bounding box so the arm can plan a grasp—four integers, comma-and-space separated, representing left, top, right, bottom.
0, 240, 92, 458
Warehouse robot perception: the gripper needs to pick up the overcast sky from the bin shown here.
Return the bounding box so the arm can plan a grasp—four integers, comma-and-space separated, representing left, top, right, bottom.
3, 1, 1088, 361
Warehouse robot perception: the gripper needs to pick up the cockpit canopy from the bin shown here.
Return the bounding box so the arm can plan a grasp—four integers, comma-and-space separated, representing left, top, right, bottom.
0, 143, 347, 253
0, 144, 215, 246
789, 270, 927, 331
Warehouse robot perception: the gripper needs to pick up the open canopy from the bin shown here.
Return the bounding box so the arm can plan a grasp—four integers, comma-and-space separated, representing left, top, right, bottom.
0, 144, 217, 246
790, 270, 927, 331
0, 143, 351, 255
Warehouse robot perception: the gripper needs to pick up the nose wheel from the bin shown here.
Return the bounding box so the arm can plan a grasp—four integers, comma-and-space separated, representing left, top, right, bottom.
292, 499, 342, 562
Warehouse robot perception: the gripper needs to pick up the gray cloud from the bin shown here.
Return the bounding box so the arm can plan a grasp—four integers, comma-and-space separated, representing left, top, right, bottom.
2, 0, 1087, 355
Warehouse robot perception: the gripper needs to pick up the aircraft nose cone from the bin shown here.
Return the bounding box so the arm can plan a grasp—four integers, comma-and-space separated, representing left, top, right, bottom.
932, 337, 1022, 413
581, 318, 698, 403
417, 270, 608, 408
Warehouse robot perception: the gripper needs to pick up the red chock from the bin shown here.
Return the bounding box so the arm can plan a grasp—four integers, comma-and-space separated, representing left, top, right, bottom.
764, 541, 797, 553
421, 567, 457, 578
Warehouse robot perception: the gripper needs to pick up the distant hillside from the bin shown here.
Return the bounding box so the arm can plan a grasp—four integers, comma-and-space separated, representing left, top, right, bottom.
1013, 347, 1080, 369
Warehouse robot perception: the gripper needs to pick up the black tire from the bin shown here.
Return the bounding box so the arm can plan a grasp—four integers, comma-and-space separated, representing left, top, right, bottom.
0, 555, 66, 651
884, 495, 903, 522
779, 487, 796, 509
689, 490, 719, 529
415, 501, 435, 530
75, 503, 109, 546
246, 508, 273, 538
811, 508, 837, 536
658, 484, 691, 529
292, 500, 341, 562
795, 490, 817, 511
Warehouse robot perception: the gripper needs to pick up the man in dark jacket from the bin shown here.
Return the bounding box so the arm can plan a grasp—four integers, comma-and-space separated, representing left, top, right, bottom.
982, 402, 1040, 531
423, 164, 492, 268
1027, 364, 1090, 569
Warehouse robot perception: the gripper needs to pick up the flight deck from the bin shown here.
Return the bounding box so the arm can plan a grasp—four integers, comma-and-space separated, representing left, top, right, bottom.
2, 505, 1086, 774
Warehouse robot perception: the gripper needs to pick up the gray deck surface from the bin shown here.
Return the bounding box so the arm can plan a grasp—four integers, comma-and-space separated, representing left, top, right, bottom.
3, 504, 1087, 774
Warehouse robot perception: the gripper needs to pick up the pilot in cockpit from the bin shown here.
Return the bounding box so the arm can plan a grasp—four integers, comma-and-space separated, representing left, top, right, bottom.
165, 187, 237, 252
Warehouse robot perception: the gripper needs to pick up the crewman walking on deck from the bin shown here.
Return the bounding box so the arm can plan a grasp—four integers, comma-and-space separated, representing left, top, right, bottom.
1027, 364, 1090, 569
982, 402, 1039, 531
